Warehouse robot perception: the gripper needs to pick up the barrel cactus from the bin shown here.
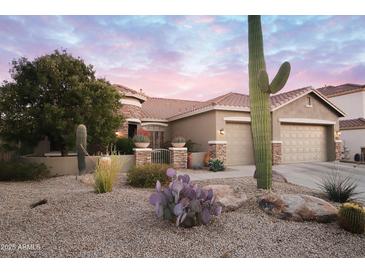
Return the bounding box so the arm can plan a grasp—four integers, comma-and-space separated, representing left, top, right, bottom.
76, 124, 87, 175
248, 15, 291, 189
149, 168, 222, 227
338, 203, 365, 234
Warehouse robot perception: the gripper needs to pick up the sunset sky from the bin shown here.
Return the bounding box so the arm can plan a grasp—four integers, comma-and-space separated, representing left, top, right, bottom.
0, 15, 364, 100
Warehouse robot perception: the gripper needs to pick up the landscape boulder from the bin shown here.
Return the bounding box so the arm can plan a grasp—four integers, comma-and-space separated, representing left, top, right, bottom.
203, 184, 247, 211
258, 193, 338, 223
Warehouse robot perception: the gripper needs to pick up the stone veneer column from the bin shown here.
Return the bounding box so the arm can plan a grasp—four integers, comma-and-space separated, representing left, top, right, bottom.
208, 141, 227, 164
335, 140, 342, 160
133, 148, 152, 166
169, 147, 187, 169
271, 141, 282, 165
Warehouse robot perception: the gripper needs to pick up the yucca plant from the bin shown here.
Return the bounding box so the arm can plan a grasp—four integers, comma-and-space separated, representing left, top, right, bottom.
94, 154, 122, 193
338, 203, 365, 234
208, 159, 225, 172
318, 164, 360, 203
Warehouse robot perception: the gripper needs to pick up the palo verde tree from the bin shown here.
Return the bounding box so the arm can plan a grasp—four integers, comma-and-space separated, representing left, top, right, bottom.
0, 50, 123, 156
248, 15, 291, 189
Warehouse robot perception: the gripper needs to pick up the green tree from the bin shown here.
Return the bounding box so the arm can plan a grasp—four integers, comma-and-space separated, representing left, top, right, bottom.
0, 50, 123, 155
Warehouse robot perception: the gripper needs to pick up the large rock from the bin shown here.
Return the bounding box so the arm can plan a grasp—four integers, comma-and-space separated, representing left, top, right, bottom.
204, 184, 247, 212
258, 193, 338, 223
254, 169, 288, 183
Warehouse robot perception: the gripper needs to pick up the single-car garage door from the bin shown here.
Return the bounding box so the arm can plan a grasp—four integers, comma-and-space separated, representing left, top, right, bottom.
225, 122, 254, 165
281, 124, 327, 163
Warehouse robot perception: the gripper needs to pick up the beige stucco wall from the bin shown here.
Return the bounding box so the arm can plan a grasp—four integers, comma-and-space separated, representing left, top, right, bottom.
329, 91, 365, 120
341, 128, 365, 160
214, 110, 251, 141
22, 155, 135, 176
272, 93, 340, 141
168, 110, 217, 152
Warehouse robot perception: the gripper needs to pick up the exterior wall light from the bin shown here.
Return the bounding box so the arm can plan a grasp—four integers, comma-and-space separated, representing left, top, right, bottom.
219, 128, 225, 135
335, 130, 341, 140
115, 131, 123, 138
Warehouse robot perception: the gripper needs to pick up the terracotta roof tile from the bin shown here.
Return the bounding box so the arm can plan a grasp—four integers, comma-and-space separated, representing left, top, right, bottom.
114, 84, 148, 102
317, 83, 365, 98
141, 97, 205, 120
270, 87, 312, 108
340, 118, 365, 129
140, 87, 317, 120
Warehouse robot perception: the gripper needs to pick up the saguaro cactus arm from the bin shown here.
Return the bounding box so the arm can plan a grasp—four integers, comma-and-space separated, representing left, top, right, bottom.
258, 62, 291, 94
269, 61, 291, 94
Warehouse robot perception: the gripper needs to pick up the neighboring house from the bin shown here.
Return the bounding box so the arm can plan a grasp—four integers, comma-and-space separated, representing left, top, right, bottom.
116, 85, 345, 165
318, 83, 365, 161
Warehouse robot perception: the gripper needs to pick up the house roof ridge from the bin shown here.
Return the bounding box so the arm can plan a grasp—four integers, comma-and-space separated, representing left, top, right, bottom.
147, 96, 203, 103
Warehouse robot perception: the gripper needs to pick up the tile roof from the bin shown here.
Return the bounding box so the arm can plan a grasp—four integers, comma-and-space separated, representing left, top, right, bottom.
317, 83, 365, 98
114, 84, 148, 102
140, 87, 315, 120
340, 118, 365, 130
141, 97, 205, 120
270, 87, 312, 109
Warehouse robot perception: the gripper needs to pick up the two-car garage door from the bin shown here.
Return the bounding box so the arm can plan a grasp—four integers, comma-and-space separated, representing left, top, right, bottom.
225, 122, 328, 165
281, 124, 327, 163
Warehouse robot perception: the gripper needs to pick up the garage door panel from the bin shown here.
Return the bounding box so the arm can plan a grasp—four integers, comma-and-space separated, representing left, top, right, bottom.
226, 122, 254, 165
281, 124, 327, 163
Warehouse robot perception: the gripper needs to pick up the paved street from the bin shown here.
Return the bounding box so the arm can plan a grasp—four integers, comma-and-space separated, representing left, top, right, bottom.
180, 162, 365, 202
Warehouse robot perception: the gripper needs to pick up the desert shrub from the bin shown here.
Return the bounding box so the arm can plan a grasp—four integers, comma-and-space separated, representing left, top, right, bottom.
127, 164, 169, 188
172, 136, 185, 143
208, 159, 225, 172
132, 135, 150, 143
94, 155, 122, 193
0, 161, 49, 181
338, 203, 365, 234
115, 137, 134, 155
318, 164, 360, 203
149, 168, 222, 227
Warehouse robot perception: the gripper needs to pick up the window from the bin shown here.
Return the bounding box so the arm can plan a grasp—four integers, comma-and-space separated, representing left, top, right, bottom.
306, 96, 312, 107
128, 123, 137, 138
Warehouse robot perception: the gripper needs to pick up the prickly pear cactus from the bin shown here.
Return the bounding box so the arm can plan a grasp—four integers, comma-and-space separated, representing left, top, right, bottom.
248, 15, 291, 189
76, 124, 87, 175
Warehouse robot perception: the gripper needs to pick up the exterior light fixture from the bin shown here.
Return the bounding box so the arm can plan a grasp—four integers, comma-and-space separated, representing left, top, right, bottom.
335, 130, 341, 140
115, 131, 123, 138
219, 128, 225, 135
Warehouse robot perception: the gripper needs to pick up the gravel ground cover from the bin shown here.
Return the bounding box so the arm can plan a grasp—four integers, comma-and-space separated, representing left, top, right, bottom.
0, 174, 364, 258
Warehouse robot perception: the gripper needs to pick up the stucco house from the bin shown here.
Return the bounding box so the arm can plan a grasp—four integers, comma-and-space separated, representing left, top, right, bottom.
318, 83, 365, 161
116, 84, 345, 166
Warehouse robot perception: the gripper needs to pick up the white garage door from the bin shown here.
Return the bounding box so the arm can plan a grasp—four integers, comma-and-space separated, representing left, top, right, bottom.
225, 122, 254, 165
281, 124, 327, 163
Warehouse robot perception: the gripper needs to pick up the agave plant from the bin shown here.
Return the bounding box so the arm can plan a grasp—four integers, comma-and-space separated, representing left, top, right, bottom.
149, 168, 222, 227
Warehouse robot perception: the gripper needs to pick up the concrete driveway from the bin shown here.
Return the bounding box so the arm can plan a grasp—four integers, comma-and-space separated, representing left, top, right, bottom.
181, 162, 365, 202
273, 162, 365, 202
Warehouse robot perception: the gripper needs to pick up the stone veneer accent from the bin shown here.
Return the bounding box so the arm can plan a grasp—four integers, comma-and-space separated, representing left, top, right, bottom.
272, 141, 282, 165
208, 141, 227, 163
133, 148, 152, 166
169, 147, 187, 169
335, 140, 342, 160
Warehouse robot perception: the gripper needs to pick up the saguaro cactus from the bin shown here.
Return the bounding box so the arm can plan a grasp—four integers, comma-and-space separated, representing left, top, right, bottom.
248, 15, 291, 189
76, 124, 87, 175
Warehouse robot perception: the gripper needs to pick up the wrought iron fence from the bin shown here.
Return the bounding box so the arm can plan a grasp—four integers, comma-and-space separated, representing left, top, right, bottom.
151, 149, 170, 164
